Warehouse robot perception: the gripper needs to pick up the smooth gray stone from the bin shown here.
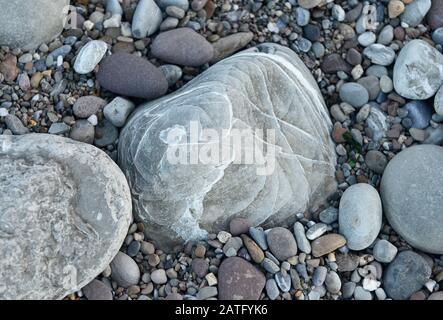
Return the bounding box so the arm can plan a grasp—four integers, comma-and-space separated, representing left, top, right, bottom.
132, 0, 163, 38
373, 239, 398, 263
249, 227, 268, 250
0, 134, 132, 299
104, 97, 135, 128
48, 122, 70, 135
339, 183, 382, 251
400, 0, 431, 27
393, 40, 443, 100
403, 100, 433, 129
155, 0, 189, 11
381, 145, 443, 254
312, 266, 327, 286
354, 286, 372, 300
159, 64, 183, 86
94, 120, 119, 147
119, 43, 337, 249
82, 280, 113, 300
325, 271, 341, 294
0, 0, 69, 51
293, 222, 311, 254
275, 271, 291, 292
211, 32, 254, 63
4, 114, 29, 135
384, 251, 431, 300
266, 279, 280, 300
74, 40, 108, 75
319, 207, 338, 224
107, 0, 123, 15
342, 282, 356, 299
339, 82, 369, 108
110, 251, 140, 288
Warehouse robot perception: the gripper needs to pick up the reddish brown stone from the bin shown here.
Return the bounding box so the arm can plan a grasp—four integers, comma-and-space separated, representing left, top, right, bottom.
0, 54, 18, 82
218, 257, 265, 300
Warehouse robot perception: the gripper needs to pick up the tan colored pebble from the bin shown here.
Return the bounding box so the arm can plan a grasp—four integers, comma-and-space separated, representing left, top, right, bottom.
311, 234, 347, 257
241, 234, 265, 263
388, 0, 405, 19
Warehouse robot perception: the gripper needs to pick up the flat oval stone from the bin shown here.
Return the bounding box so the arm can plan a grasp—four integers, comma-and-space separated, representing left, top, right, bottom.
339, 183, 382, 250
218, 257, 266, 300
381, 145, 443, 254
311, 234, 347, 257
384, 251, 431, 300
393, 40, 443, 100
97, 52, 168, 99
151, 28, 214, 67
110, 251, 140, 288
73, 96, 107, 119
267, 227, 298, 261
339, 82, 369, 108
0, 134, 132, 299
74, 40, 108, 74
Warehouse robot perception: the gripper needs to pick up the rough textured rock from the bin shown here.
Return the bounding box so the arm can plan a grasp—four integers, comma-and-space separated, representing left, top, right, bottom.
218, 257, 266, 300
393, 40, 443, 100
119, 43, 337, 249
73, 96, 107, 119
384, 251, 431, 300
381, 145, 443, 254
0, 134, 132, 300
0, 0, 70, 51
151, 28, 214, 67
97, 52, 168, 99
339, 183, 382, 250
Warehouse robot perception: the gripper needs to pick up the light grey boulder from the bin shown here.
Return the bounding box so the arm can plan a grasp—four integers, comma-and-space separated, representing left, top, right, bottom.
0, 0, 70, 51
393, 40, 443, 100
339, 183, 382, 250
381, 144, 443, 254
119, 43, 337, 249
0, 134, 132, 299
132, 0, 163, 38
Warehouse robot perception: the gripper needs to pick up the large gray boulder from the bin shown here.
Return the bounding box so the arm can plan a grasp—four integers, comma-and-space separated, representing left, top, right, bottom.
393, 40, 443, 100
119, 43, 337, 249
0, 0, 70, 51
0, 134, 132, 299
381, 144, 443, 254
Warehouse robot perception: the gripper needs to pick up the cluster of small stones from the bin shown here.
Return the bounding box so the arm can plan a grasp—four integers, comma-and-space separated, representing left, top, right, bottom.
2, 0, 443, 301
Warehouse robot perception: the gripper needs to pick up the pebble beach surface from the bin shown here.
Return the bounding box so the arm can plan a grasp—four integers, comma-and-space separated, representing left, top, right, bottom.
1, 0, 443, 301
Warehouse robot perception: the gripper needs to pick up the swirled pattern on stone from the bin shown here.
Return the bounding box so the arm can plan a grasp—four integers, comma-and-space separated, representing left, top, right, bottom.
119, 43, 337, 249
0, 134, 132, 299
